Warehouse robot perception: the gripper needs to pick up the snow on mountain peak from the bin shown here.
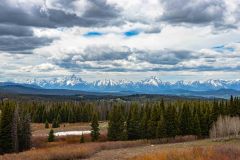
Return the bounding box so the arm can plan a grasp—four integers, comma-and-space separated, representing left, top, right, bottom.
205, 79, 224, 87
24, 75, 240, 91
94, 79, 118, 87
63, 74, 84, 86
142, 76, 162, 86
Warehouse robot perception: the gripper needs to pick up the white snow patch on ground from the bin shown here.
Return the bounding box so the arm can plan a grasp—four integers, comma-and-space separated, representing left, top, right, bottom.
54, 131, 91, 136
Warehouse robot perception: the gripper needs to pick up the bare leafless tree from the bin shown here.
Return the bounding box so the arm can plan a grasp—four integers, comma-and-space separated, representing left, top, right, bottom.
210, 115, 240, 139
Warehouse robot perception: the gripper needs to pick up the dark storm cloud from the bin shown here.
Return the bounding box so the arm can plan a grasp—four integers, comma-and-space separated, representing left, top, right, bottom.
0, 0, 121, 28
83, 0, 119, 19
49, 0, 77, 9
135, 49, 196, 65
52, 45, 131, 69
54, 56, 111, 71
0, 2, 54, 28
0, 24, 33, 37
81, 46, 131, 61
0, 0, 121, 54
159, 0, 226, 25
0, 36, 53, 54
144, 26, 162, 34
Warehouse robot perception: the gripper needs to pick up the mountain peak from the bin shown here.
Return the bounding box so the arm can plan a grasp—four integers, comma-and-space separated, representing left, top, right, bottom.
142, 76, 162, 86
63, 74, 84, 86
23, 76, 240, 92
94, 79, 118, 86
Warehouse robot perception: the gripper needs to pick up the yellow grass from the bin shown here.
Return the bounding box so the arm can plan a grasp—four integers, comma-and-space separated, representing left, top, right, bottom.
131, 145, 240, 160
0, 140, 146, 160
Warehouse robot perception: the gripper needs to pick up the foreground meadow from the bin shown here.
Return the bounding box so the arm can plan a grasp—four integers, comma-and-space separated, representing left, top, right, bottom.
1, 137, 240, 160
131, 144, 240, 160
1, 122, 240, 160
90, 139, 240, 160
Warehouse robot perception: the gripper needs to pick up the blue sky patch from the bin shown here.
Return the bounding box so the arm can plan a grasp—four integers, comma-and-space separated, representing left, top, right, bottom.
212, 45, 235, 52
225, 47, 235, 52
124, 30, 140, 37
84, 31, 103, 37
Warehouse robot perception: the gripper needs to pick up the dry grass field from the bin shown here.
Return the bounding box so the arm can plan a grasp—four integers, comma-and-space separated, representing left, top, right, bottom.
1, 138, 239, 160
131, 144, 240, 160
90, 139, 240, 160
0, 140, 240, 160
0, 141, 146, 160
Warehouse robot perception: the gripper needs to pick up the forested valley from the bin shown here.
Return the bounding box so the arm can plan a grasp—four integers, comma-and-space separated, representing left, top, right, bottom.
0, 95, 240, 155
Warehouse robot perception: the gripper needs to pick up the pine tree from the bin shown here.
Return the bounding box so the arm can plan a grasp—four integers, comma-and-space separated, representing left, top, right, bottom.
229, 95, 234, 116
165, 105, 177, 138
179, 104, 193, 135
127, 104, 140, 140
199, 108, 208, 137
156, 117, 166, 139
17, 111, 24, 152
140, 110, 148, 139
18, 112, 31, 151
205, 108, 212, 137
118, 108, 128, 141
52, 119, 59, 128
12, 107, 19, 152
22, 113, 31, 151
147, 106, 159, 139
80, 132, 84, 143
45, 120, 49, 129
56, 119, 60, 128
0, 102, 14, 153
237, 97, 240, 116
68, 109, 74, 123
56, 114, 61, 126
211, 100, 220, 125
193, 113, 201, 137
48, 129, 55, 142
91, 113, 100, 141
107, 107, 117, 140
229, 96, 239, 117
42, 110, 48, 124
160, 99, 165, 111
108, 105, 127, 141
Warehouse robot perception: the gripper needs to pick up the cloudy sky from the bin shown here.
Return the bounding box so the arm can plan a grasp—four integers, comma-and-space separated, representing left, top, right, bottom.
1, 0, 240, 82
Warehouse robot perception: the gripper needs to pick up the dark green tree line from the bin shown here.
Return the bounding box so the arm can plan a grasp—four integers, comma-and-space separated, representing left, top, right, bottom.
0, 101, 31, 154
107, 97, 240, 141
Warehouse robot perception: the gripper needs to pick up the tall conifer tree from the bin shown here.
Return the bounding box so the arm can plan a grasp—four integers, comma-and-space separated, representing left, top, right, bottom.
91, 113, 100, 141
0, 102, 14, 153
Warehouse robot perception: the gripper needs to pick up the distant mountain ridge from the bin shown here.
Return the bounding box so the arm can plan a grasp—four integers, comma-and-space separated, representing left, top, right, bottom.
1, 75, 240, 98
24, 75, 240, 92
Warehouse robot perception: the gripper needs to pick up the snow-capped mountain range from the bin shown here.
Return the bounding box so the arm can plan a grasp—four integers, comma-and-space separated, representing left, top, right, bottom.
23, 75, 240, 93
